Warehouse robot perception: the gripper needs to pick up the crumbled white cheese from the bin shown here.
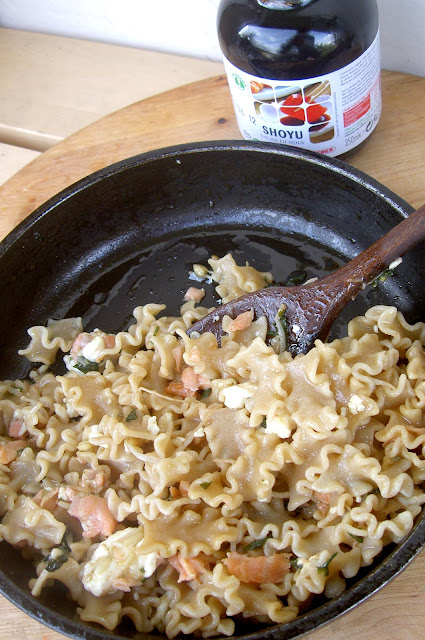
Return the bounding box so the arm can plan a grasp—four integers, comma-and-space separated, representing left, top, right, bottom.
82, 527, 155, 597
140, 552, 159, 578
389, 257, 402, 270
81, 335, 106, 362
146, 416, 159, 435
265, 416, 291, 439
222, 382, 256, 409
348, 394, 365, 415
63, 354, 79, 373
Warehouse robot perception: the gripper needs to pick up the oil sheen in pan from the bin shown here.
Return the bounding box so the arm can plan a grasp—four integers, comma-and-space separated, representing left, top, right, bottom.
67, 228, 394, 341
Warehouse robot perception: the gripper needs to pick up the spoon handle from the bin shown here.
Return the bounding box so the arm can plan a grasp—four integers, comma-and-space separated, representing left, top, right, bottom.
325, 202, 425, 297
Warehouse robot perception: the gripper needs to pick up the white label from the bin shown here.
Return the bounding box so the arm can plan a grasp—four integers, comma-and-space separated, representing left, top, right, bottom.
223, 30, 381, 157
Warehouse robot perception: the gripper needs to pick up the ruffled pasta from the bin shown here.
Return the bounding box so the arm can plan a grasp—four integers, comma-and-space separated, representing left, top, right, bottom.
0, 253, 424, 638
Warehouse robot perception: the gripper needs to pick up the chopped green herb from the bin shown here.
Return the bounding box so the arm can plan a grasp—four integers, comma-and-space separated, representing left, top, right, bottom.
317, 552, 337, 576
269, 304, 289, 353
348, 532, 364, 544
260, 416, 267, 428
277, 306, 288, 334
275, 305, 289, 354
73, 356, 99, 373
126, 408, 137, 422
371, 268, 395, 288
44, 533, 71, 572
244, 532, 272, 552
200, 388, 212, 399
153, 326, 159, 336
199, 481, 212, 489
369, 487, 380, 495
290, 555, 303, 570
287, 270, 308, 286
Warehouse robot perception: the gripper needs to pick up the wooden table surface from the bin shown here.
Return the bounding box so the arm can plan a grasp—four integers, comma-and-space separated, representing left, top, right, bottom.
1, 55, 425, 640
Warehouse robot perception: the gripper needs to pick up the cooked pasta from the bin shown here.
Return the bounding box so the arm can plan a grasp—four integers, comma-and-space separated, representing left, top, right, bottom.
1, 252, 425, 638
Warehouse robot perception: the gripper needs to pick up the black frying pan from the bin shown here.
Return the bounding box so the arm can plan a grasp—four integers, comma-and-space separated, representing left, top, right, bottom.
0, 141, 424, 640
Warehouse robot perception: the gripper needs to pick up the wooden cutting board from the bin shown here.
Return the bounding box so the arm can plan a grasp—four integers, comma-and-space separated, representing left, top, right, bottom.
0, 71, 425, 640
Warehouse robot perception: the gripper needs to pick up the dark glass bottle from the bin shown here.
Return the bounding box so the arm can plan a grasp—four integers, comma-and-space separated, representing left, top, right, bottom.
217, 0, 381, 157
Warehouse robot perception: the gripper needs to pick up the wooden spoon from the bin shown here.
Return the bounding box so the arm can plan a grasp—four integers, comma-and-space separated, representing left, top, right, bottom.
188, 203, 425, 354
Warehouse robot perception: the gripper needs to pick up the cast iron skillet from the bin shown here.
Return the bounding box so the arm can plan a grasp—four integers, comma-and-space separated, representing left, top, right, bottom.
0, 141, 424, 640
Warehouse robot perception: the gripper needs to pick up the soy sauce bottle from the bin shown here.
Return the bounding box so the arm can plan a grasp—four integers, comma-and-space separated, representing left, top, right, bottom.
217, 0, 381, 157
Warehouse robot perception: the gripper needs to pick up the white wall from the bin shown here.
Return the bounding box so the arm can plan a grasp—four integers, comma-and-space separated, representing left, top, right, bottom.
377, 0, 425, 78
0, 0, 424, 77
0, 0, 222, 60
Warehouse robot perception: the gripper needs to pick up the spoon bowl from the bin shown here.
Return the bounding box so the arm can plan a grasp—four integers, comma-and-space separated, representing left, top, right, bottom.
189, 202, 425, 353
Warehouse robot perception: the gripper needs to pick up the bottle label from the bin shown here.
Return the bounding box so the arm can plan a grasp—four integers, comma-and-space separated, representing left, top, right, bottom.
223, 30, 381, 157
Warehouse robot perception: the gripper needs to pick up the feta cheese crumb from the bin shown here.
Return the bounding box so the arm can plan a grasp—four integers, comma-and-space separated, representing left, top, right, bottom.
222, 382, 256, 409
265, 416, 291, 439
348, 394, 365, 415
147, 416, 159, 435
81, 336, 106, 362
141, 552, 160, 578
82, 527, 155, 597
389, 257, 402, 270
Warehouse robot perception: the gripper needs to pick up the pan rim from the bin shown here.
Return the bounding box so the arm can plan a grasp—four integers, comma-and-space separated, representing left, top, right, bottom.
0, 140, 415, 259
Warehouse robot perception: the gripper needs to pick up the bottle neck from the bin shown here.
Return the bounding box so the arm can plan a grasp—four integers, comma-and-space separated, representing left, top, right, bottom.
257, 0, 319, 8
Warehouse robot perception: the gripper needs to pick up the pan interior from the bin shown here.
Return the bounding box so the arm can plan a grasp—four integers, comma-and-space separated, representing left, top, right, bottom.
0, 143, 424, 640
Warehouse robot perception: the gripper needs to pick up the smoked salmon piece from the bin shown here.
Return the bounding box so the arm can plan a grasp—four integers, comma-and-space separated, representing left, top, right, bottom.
224, 552, 291, 584
68, 495, 117, 539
